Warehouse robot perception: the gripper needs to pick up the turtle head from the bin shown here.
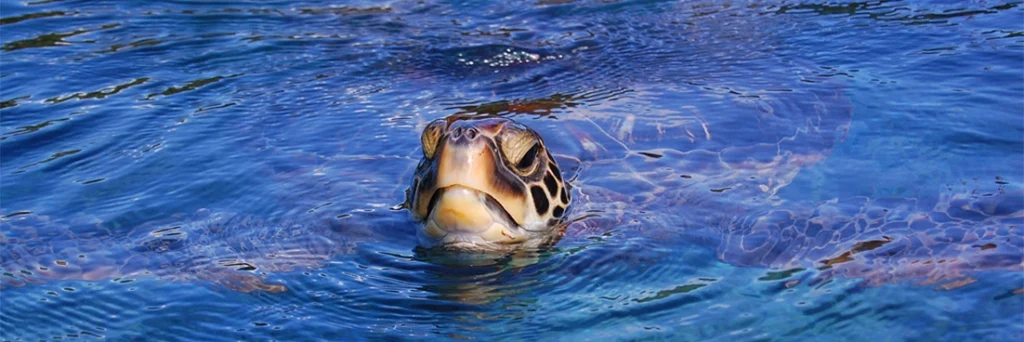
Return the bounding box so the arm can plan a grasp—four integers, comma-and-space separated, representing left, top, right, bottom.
409, 116, 571, 250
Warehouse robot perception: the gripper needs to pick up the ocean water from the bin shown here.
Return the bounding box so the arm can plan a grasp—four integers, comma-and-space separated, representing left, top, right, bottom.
1, 0, 1022, 341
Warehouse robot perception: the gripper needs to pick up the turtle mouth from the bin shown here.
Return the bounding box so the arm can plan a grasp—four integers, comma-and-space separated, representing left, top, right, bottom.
420, 184, 528, 249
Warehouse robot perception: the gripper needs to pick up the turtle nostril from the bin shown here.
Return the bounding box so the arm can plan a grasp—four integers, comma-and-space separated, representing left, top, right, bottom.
449, 127, 478, 141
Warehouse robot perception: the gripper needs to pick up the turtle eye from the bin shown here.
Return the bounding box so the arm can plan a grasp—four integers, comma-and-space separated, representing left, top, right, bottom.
516, 143, 538, 171
421, 120, 446, 159
500, 127, 542, 175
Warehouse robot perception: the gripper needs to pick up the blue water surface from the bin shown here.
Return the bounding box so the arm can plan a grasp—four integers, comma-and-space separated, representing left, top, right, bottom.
1, 0, 1022, 341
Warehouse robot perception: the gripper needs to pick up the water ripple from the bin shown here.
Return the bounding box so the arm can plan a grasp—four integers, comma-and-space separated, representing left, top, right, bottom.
1, 0, 1022, 340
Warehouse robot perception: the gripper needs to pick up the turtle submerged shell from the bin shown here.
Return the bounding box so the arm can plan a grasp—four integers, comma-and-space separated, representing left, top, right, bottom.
443, 77, 1023, 289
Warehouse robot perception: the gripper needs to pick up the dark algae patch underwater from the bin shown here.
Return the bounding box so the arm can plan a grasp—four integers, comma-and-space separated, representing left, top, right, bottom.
1, 0, 1022, 341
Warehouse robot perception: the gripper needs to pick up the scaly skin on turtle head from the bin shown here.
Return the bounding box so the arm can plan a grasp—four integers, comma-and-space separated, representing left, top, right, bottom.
408, 115, 572, 251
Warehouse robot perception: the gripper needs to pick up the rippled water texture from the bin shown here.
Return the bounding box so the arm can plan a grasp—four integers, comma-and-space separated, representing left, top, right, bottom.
2, 0, 1023, 341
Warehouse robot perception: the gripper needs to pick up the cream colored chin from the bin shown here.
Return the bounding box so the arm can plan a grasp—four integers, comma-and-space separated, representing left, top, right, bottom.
421, 186, 526, 247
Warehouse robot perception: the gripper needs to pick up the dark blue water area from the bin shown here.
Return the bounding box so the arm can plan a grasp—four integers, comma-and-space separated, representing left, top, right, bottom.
1, 0, 1023, 341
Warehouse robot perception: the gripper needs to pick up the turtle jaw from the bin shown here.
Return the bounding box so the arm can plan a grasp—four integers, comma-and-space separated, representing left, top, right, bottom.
419, 185, 528, 250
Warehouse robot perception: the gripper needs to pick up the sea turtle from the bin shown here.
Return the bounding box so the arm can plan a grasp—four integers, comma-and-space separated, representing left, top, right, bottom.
404, 81, 1022, 291
407, 115, 572, 251
2, 78, 1021, 297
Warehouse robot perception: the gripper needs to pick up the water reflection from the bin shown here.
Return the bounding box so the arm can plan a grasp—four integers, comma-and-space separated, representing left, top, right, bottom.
773, 0, 1021, 26
410, 246, 557, 305
2, 23, 121, 52
1, 0, 1022, 340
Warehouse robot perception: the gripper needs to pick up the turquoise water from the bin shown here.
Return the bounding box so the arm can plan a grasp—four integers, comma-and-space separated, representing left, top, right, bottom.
2, 0, 1022, 340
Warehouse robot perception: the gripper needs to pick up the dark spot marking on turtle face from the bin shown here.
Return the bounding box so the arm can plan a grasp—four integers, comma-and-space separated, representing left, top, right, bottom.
560, 186, 568, 204
530, 185, 549, 215
543, 172, 558, 196
553, 205, 564, 218
549, 162, 562, 182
